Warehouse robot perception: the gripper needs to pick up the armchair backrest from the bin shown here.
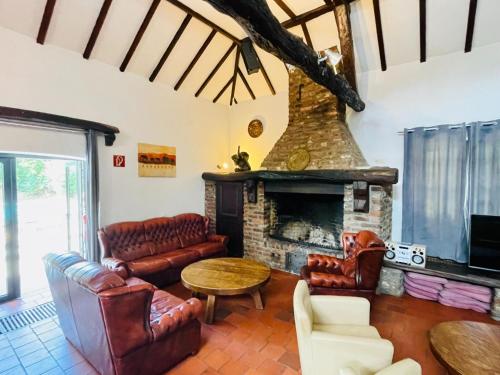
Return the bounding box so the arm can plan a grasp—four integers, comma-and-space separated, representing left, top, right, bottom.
356, 248, 386, 289
174, 213, 208, 247
98, 221, 153, 261
294, 280, 314, 374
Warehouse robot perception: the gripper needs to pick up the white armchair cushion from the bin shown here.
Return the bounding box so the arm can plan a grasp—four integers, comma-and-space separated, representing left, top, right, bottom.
310, 295, 371, 326
340, 359, 422, 375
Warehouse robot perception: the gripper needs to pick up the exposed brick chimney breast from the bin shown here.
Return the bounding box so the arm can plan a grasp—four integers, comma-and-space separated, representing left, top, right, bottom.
261, 67, 367, 170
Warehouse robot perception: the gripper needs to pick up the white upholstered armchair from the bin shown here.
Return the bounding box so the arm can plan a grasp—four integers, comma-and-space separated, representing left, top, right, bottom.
293, 280, 421, 375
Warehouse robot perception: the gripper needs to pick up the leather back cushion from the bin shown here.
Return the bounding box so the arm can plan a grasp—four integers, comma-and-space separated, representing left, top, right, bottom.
174, 214, 208, 248
144, 217, 181, 254
356, 230, 385, 249
342, 232, 358, 259
356, 249, 386, 289
99, 222, 153, 261
65, 262, 126, 293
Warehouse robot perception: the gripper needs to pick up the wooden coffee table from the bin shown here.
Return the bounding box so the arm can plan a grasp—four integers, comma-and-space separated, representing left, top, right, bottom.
181, 258, 271, 324
429, 321, 500, 375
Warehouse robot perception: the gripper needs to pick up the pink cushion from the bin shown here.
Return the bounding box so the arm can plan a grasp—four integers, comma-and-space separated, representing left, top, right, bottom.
443, 286, 492, 303
404, 276, 443, 293
405, 283, 439, 301
406, 272, 447, 285
444, 280, 492, 296
439, 289, 491, 310
438, 296, 488, 313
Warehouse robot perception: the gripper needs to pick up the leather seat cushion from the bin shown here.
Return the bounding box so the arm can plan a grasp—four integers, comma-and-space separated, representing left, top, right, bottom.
150, 290, 185, 322
127, 255, 172, 277
162, 250, 199, 268
183, 242, 224, 258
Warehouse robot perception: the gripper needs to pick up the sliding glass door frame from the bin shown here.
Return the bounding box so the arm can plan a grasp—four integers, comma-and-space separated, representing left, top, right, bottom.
0, 156, 20, 303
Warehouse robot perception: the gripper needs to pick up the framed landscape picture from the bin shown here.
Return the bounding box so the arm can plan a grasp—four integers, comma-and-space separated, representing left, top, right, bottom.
138, 143, 176, 177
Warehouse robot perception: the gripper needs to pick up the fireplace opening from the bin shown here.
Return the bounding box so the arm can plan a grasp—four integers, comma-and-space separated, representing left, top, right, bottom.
268, 192, 343, 250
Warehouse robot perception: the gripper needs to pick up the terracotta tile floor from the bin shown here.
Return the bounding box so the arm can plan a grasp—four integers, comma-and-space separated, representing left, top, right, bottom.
0, 269, 498, 375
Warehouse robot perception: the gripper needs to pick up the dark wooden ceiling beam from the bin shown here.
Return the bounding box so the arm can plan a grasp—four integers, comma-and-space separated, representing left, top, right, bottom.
83, 0, 113, 59
175, 29, 217, 90
332, 0, 357, 91
419, 0, 426, 62
165, 0, 241, 45
230, 47, 241, 105
195, 43, 237, 97
281, 1, 354, 29
301, 23, 314, 49
465, 0, 478, 53
213, 76, 234, 103
120, 0, 161, 72
372, 0, 387, 71
149, 14, 192, 82
259, 58, 276, 95
237, 68, 256, 100
273, 0, 296, 18
37, 0, 57, 44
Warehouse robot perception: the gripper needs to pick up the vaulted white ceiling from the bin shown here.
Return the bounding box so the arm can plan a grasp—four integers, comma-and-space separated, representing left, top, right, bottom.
1, 0, 499, 106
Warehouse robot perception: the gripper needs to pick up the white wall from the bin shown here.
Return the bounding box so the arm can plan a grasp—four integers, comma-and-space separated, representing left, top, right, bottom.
0, 27, 230, 225
228, 42, 500, 241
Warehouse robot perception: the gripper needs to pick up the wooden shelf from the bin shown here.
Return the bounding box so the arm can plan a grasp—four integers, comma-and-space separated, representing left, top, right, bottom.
384, 259, 500, 288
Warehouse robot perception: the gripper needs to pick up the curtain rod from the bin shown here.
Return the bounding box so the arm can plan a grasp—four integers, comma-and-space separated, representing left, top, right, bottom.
397, 121, 497, 135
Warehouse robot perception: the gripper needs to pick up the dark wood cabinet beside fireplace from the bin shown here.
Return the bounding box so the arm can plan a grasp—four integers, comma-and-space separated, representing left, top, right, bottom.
216, 182, 244, 258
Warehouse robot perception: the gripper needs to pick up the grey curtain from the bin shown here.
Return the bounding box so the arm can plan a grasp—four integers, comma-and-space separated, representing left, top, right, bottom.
469, 120, 500, 216
84, 130, 100, 262
402, 125, 470, 263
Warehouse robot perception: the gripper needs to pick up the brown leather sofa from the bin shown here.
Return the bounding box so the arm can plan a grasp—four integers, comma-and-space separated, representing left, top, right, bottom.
300, 231, 386, 302
99, 213, 228, 287
44, 252, 203, 375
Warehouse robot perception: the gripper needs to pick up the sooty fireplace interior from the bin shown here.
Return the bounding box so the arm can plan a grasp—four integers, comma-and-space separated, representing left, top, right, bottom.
267, 182, 344, 250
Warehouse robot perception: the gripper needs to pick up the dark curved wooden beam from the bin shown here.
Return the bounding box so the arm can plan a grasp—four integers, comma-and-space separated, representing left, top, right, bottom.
37, 0, 57, 45
203, 0, 365, 111
196, 43, 237, 97
84, 0, 113, 59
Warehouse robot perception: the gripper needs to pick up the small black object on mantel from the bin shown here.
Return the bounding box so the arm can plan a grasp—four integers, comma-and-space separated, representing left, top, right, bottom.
231, 146, 251, 172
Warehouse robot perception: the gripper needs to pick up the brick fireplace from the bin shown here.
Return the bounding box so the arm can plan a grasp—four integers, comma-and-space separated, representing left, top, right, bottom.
203, 67, 397, 273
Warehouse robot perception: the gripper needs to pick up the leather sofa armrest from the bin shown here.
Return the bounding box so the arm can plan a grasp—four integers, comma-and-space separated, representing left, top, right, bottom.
310, 272, 356, 289
207, 234, 229, 247
102, 257, 129, 279
150, 298, 203, 341
307, 254, 343, 269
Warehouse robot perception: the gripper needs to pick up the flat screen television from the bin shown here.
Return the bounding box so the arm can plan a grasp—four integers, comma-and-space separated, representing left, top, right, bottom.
469, 214, 500, 272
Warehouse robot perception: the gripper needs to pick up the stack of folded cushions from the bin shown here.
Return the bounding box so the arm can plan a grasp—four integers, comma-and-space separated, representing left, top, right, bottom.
404, 272, 446, 301
438, 280, 492, 313
403, 272, 492, 313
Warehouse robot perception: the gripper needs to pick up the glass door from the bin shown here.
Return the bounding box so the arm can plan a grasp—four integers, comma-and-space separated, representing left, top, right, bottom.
0, 157, 19, 303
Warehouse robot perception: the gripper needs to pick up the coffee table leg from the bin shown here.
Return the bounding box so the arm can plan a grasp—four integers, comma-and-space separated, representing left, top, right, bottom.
205, 295, 216, 324
251, 289, 264, 310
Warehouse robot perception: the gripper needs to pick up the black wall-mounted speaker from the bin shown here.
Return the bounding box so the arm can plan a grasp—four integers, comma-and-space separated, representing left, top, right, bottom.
241, 38, 261, 75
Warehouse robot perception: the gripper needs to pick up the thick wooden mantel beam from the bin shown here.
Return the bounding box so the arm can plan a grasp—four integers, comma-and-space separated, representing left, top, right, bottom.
203, 0, 365, 111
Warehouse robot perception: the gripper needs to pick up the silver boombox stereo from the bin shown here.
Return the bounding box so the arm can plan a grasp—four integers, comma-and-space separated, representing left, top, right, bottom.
384, 241, 426, 268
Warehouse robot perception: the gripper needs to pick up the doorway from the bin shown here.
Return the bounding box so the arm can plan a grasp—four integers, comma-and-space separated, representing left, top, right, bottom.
0, 155, 87, 303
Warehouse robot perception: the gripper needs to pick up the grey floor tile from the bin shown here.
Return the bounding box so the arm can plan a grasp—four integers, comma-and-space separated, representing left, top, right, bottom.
24, 357, 58, 375
19, 348, 51, 367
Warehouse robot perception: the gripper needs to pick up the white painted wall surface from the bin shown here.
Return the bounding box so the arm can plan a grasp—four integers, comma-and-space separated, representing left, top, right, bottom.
0, 27, 230, 225
228, 42, 500, 241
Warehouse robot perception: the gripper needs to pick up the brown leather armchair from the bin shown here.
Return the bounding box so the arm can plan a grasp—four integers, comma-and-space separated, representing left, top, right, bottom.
300, 231, 386, 301
44, 252, 203, 375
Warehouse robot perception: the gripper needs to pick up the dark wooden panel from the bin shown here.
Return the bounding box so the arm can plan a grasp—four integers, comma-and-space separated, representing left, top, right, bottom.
465, 0, 478, 53
120, 0, 161, 72
37, 0, 57, 45
216, 182, 244, 258
83, 0, 113, 59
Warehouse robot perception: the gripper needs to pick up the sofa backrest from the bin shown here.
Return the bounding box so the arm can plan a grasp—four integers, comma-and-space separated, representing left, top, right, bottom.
43, 253, 85, 352
174, 213, 208, 248
144, 217, 181, 254
98, 221, 154, 261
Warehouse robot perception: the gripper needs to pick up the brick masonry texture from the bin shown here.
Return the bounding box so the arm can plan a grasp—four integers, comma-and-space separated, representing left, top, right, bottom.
261, 67, 367, 171
204, 67, 393, 271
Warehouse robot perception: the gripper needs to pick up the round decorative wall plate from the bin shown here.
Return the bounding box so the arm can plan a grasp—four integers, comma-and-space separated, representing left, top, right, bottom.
248, 119, 263, 138
287, 149, 310, 171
